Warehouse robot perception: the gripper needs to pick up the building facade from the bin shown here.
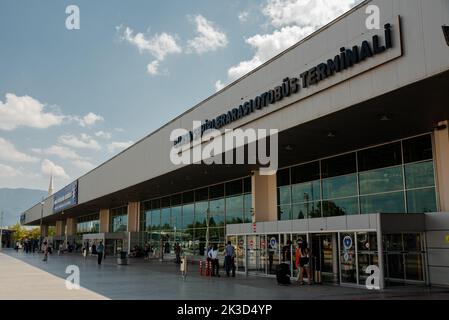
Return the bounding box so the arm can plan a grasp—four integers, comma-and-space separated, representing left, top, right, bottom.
22, 0, 449, 289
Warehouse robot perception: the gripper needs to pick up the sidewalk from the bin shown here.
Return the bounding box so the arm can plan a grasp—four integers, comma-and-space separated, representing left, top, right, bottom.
0, 251, 108, 300
1, 249, 449, 300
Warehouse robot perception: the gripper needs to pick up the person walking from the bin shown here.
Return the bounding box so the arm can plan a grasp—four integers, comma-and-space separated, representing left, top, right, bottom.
175, 243, 181, 264
208, 244, 220, 277
42, 241, 49, 262
297, 240, 312, 285
97, 241, 104, 265
224, 241, 236, 277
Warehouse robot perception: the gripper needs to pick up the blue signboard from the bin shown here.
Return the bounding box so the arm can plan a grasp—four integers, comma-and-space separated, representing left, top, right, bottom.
53, 181, 78, 213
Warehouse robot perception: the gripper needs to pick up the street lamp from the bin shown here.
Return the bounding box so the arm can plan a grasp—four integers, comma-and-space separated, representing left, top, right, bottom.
205, 208, 210, 258
39, 199, 44, 252
0, 211, 4, 251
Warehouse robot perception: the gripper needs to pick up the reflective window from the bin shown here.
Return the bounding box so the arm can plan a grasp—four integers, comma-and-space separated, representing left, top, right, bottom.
160, 207, 171, 230
182, 204, 194, 229
278, 205, 291, 221
403, 135, 433, 163
360, 192, 405, 214
243, 193, 252, 223
322, 153, 356, 178
405, 161, 435, 189
292, 180, 321, 203
359, 166, 403, 195
358, 142, 402, 171
226, 180, 243, 196
291, 161, 320, 184
171, 206, 182, 229
278, 186, 291, 205
292, 202, 321, 219
407, 188, 437, 213
209, 198, 225, 227
226, 195, 244, 224
322, 198, 358, 217
322, 174, 357, 200
110, 206, 128, 232
194, 201, 209, 228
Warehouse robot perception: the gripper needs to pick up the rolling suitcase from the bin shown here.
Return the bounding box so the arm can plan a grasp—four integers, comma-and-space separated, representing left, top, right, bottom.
276, 263, 291, 285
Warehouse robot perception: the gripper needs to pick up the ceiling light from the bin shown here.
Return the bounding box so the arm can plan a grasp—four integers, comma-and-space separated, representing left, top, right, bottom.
327, 132, 336, 138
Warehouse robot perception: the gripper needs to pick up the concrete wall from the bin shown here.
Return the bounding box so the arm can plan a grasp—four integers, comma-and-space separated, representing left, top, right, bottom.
425, 212, 449, 287
434, 121, 449, 211
252, 172, 277, 222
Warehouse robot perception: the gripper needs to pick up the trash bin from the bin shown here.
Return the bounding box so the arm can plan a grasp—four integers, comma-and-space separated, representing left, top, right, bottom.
117, 251, 128, 265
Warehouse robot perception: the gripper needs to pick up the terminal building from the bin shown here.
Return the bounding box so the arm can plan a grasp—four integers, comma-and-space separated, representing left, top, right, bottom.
22, 0, 449, 289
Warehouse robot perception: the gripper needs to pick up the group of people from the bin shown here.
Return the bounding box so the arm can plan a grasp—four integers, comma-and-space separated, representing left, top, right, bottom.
207, 242, 236, 278
82, 241, 104, 265
282, 239, 312, 285
14, 238, 39, 253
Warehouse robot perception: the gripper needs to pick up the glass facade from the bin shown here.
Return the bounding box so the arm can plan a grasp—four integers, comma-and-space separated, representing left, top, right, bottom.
76, 213, 100, 235
140, 177, 252, 256
109, 206, 128, 232
277, 135, 437, 219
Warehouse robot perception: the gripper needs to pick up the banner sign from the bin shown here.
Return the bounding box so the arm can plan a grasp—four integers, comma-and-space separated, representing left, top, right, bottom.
53, 180, 78, 213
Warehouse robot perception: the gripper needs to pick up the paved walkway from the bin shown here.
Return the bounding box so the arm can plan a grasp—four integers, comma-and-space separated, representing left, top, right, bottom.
1, 249, 449, 300
0, 251, 108, 300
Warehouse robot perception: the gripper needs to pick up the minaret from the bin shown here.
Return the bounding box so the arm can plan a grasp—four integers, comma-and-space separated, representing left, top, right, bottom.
48, 173, 54, 196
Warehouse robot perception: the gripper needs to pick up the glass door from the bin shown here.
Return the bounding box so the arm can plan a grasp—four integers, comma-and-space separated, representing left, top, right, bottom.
340, 233, 357, 284
246, 235, 264, 274
236, 236, 245, 272
266, 234, 280, 275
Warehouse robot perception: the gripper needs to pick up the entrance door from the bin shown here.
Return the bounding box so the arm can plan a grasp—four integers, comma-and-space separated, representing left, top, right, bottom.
311, 234, 339, 284
247, 235, 265, 274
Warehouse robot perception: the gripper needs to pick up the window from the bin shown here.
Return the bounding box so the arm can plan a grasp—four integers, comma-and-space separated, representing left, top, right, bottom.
277, 134, 437, 220
110, 206, 128, 232
405, 161, 435, 189
359, 166, 404, 195
358, 142, 402, 171
322, 174, 357, 200
360, 192, 405, 214
322, 153, 356, 178
226, 195, 244, 224
403, 135, 433, 163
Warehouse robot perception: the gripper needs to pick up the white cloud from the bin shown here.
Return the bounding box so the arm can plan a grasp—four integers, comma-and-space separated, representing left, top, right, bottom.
41, 159, 69, 179
238, 11, 249, 23
107, 141, 133, 153
227, 25, 313, 81
72, 159, 95, 171
146, 60, 160, 75
0, 138, 39, 163
215, 80, 226, 92
58, 134, 101, 150
0, 164, 22, 177
33, 145, 84, 161
120, 25, 181, 60
77, 112, 104, 127
0, 93, 64, 131
263, 0, 358, 28
187, 15, 228, 54
217, 0, 359, 85
95, 131, 112, 139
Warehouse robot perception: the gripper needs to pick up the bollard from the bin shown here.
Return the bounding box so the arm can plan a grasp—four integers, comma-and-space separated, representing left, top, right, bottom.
200, 260, 203, 276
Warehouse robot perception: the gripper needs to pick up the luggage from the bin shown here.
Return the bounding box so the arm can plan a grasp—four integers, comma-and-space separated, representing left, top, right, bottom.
276, 263, 291, 285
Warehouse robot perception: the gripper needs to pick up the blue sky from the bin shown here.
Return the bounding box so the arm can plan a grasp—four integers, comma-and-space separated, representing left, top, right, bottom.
0, 0, 360, 191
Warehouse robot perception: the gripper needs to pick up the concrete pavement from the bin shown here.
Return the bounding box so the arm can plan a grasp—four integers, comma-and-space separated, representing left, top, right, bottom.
1, 249, 449, 300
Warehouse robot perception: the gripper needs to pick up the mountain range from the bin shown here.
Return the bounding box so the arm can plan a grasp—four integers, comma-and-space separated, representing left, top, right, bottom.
0, 188, 47, 227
